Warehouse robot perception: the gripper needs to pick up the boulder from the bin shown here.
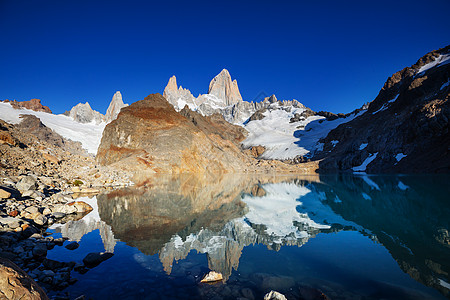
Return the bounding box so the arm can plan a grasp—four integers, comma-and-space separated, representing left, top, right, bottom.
65, 241, 79, 250
250, 145, 265, 158
82, 252, 114, 268
200, 271, 223, 283
0, 217, 21, 229
0, 187, 11, 199
68, 201, 93, 213
0, 258, 48, 299
32, 243, 47, 257
16, 176, 37, 193
33, 214, 48, 226
264, 290, 287, 300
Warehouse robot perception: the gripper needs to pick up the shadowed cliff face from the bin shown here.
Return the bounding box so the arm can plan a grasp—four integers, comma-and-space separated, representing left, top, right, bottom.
96, 93, 253, 174
318, 45, 450, 173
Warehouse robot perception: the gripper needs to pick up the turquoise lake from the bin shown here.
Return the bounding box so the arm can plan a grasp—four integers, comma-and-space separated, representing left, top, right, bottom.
46, 174, 450, 299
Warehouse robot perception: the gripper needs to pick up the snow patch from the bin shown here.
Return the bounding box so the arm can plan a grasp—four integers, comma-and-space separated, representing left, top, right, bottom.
331, 140, 339, 147
387, 94, 399, 104
353, 152, 378, 172
440, 80, 450, 90
439, 279, 450, 290
241, 182, 330, 239
395, 153, 407, 162
362, 193, 372, 200
0, 102, 105, 154
359, 143, 368, 150
398, 181, 409, 190
360, 175, 381, 191
417, 54, 450, 75
243, 107, 361, 160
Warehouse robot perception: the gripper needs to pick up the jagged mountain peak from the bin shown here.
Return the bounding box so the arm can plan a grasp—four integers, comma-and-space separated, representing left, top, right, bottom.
165, 76, 178, 93
105, 91, 127, 123
208, 69, 243, 106
66, 101, 104, 124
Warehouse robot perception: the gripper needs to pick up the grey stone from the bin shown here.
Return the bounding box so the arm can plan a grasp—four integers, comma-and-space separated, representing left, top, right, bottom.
51, 212, 66, 219
82, 252, 114, 268
33, 214, 48, 226
16, 176, 37, 193
25, 206, 39, 214
0, 217, 21, 229
65, 241, 79, 250
32, 244, 47, 257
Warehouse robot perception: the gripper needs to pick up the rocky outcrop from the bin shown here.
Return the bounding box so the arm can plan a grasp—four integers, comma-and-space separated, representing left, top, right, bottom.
208, 69, 243, 106
17, 114, 87, 155
163, 76, 197, 111
64, 91, 127, 124
96, 93, 253, 174
318, 45, 450, 173
0, 258, 49, 300
0, 117, 131, 189
105, 91, 127, 123
2, 98, 52, 113
65, 102, 105, 124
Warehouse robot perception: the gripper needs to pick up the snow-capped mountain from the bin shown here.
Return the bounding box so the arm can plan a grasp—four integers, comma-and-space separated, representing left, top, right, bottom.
161, 68, 368, 162
163, 69, 307, 124
0, 91, 128, 154
242, 101, 363, 160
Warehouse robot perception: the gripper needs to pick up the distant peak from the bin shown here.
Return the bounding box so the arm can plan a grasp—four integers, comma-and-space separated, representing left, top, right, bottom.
164, 75, 178, 94
106, 90, 127, 123
208, 68, 242, 105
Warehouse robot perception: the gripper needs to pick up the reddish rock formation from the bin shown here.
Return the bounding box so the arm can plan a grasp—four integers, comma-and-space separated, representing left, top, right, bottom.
3, 98, 52, 113
96, 93, 253, 174
0, 258, 49, 300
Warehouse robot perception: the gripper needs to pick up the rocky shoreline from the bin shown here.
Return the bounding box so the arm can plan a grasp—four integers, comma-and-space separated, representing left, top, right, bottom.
0, 173, 126, 299
0, 115, 134, 299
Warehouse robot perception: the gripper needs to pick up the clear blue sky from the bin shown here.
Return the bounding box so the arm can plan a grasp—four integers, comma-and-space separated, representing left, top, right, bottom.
1, 0, 449, 114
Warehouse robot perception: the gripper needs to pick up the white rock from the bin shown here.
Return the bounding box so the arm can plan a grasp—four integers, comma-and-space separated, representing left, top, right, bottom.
264, 290, 287, 300
200, 271, 223, 283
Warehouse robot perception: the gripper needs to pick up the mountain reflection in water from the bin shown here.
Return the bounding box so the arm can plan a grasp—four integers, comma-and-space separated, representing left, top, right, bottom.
49, 173, 450, 299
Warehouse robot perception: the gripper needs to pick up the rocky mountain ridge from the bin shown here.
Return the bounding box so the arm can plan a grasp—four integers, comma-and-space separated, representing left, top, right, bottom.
163, 69, 308, 124
1, 46, 449, 174
64, 91, 128, 124
96, 93, 319, 175
2, 98, 52, 113
317, 45, 450, 173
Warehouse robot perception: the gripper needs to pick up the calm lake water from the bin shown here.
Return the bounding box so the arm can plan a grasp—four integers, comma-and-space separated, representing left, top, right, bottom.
46, 174, 450, 299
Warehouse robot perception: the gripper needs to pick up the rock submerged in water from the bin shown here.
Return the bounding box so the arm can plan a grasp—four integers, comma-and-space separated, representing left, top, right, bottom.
264, 290, 287, 300
200, 271, 223, 283
82, 252, 114, 268
65, 241, 79, 250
